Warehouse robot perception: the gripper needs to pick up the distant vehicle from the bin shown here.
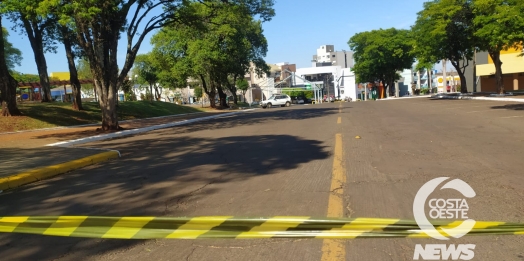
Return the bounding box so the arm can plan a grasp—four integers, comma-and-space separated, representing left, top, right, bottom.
261, 94, 291, 108
291, 96, 305, 104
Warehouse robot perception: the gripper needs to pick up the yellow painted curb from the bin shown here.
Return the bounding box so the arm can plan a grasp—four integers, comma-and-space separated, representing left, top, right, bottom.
0, 151, 120, 191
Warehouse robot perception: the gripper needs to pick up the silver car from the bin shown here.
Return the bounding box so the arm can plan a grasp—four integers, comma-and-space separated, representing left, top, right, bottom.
261, 94, 291, 108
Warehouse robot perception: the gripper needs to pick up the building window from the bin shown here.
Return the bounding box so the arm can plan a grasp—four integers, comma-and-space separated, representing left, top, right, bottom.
332, 55, 335, 57
322, 46, 324, 49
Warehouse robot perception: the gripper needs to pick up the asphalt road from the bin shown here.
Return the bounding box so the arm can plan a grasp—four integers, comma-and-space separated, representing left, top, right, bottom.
1, 98, 524, 260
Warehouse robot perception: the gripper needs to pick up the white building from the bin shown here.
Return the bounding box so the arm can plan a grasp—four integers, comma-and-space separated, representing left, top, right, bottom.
295, 65, 357, 101
312, 45, 354, 69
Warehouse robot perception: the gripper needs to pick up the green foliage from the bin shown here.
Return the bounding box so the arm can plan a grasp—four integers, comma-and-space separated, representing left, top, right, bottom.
348, 28, 415, 91
2, 27, 22, 70
11, 71, 39, 83
133, 53, 160, 86
412, 0, 475, 92
472, 0, 524, 53
76, 58, 92, 79
281, 89, 314, 98
236, 79, 249, 92
150, 1, 273, 106
194, 86, 203, 98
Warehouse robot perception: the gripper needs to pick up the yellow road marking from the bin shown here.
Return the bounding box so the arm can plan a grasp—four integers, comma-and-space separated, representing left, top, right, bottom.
337, 117, 341, 124
321, 134, 346, 261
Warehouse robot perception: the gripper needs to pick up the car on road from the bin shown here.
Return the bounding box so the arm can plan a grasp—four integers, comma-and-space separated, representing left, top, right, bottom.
260, 94, 291, 108
291, 96, 305, 104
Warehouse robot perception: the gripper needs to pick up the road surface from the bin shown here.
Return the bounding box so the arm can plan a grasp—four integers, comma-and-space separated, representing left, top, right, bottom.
1, 98, 523, 260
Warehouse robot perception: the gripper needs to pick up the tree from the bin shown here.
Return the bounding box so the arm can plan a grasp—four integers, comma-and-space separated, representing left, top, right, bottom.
0, 15, 21, 116
133, 53, 161, 101
236, 79, 249, 102
2, 0, 58, 102
348, 28, 415, 98
414, 61, 435, 93
412, 0, 475, 93
194, 86, 203, 99
58, 24, 84, 110
2, 27, 22, 70
472, 0, 524, 94
151, 2, 271, 108
38, 0, 274, 130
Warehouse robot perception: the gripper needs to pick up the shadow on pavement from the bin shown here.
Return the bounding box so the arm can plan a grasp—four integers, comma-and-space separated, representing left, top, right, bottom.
0, 133, 330, 260
490, 104, 524, 111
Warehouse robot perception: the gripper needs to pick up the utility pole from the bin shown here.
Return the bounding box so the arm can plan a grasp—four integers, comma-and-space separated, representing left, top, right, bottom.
473, 49, 477, 93
442, 59, 447, 93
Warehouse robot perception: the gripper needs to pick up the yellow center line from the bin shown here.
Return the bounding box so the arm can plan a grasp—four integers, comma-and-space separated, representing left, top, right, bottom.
337, 117, 341, 124
321, 133, 346, 261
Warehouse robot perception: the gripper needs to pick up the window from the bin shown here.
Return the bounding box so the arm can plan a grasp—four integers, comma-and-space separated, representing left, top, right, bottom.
332, 55, 336, 57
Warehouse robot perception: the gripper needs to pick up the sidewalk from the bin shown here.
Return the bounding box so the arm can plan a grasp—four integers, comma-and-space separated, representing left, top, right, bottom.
0, 111, 230, 191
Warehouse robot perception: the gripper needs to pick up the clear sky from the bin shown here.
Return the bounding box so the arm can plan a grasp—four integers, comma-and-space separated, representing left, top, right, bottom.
5, 0, 429, 75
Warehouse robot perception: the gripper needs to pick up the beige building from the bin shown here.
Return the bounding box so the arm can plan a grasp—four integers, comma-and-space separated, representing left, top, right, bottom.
476, 45, 524, 92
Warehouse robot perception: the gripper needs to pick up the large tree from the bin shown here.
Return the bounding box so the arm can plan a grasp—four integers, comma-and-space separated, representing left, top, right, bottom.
0, 15, 21, 116
38, 0, 274, 130
133, 53, 161, 101
151, 2, 271, 108
472, 0, 524, 94
412, 0, 475, 93
2, 0, 58, 102
58, 24, 84, 110
348, 28, 415, 98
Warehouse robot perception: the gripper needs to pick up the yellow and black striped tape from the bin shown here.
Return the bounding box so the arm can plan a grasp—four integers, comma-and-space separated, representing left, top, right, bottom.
0, 216, 523, 239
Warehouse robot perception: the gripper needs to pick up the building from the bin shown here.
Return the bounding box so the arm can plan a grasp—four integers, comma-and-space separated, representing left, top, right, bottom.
475, 46, 524, 92
311, 45, 354, 69
295, 66, 356, 101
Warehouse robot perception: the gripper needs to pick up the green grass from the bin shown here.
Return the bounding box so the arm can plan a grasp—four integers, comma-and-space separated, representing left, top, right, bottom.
0, 101, 206, 132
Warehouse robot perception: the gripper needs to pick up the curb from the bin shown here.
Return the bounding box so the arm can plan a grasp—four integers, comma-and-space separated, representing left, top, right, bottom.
0, 150, 120, 192
0, 111, 211, 136
433, 95, 524, 102
47, 109, 255, 147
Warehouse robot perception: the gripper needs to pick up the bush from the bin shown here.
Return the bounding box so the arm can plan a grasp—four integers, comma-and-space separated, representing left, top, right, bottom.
140, 92, 153, 101
420, 88, 430, 95
125, 92, 137, 101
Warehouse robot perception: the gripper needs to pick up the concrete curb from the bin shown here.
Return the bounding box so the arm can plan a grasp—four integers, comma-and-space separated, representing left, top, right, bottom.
0, 150, 120, 192
433, 95, 524, 102
0, 111, 211, 136
47, 109, 255, 147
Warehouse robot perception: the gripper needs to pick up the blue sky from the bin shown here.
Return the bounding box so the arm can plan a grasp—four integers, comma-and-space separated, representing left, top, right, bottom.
5, 0, 429, 75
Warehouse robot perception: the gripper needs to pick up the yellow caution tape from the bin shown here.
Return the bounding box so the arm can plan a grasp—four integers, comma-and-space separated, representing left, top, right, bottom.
0, 216, 523, 239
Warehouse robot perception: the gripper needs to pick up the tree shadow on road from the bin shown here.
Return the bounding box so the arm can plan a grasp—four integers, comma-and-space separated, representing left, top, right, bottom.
0, 133, 330, 260
490, 103, 524, 111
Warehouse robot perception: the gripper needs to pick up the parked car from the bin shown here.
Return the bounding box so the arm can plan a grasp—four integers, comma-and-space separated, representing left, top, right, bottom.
261, 94, 291, 108
291, 96, 305, 104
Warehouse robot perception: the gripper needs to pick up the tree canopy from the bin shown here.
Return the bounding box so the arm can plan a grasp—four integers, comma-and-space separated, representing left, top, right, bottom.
472, 0, 524, 93
151, 1, 271, 107
348, 28, 415, 97
412, 0, 475, 93
2, 27, 22, 70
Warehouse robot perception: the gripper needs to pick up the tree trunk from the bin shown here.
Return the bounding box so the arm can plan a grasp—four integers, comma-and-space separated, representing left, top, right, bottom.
199, 74, 217, 108
0, 16, 22, 116
489, 51, 504, 94
20, 16, 52, 102
450, 61, 468, 93
149, 83, 153, 101
216, 86, 228, 107
62, 27, 83, 110
427, 68, 432, 92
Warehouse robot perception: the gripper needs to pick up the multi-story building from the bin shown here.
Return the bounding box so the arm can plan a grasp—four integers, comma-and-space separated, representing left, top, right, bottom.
475, 46, 524, 92
311, 45, 354, 69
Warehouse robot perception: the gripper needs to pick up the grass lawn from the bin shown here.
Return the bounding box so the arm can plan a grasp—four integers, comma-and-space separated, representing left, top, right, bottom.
0, 101, 206, 132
